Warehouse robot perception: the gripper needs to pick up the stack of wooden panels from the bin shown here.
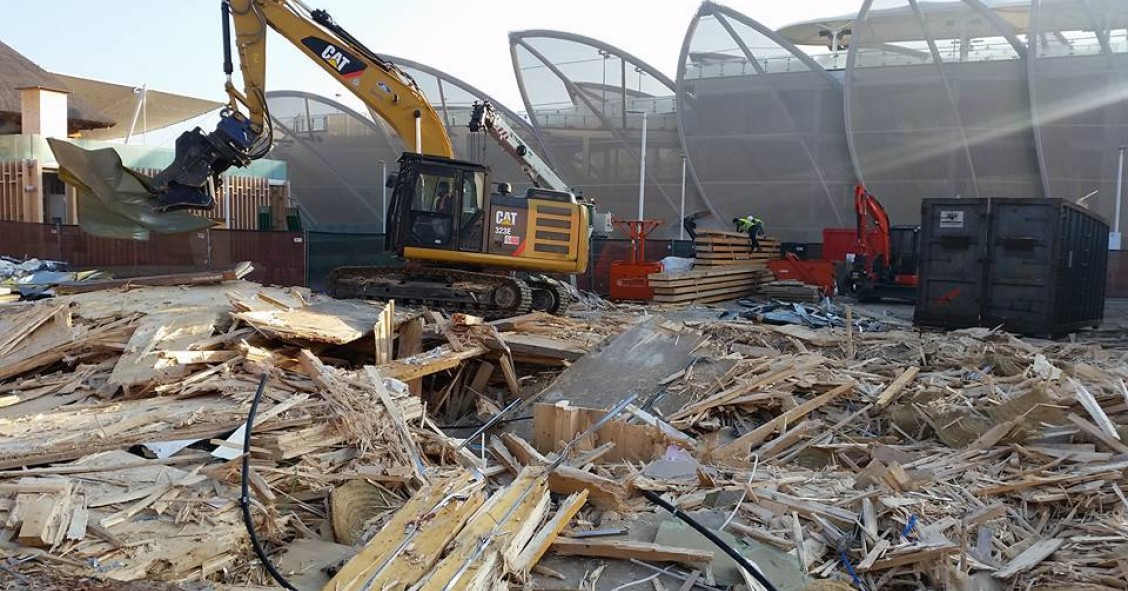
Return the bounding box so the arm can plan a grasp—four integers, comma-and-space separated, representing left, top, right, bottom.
648, 265, 773, 304
761, 279, 824, 302
693, 229, 780, 267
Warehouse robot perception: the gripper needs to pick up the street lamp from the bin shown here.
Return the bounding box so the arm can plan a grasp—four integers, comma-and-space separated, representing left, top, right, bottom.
375, 159, 388, 234
626, 109, 648, 219
1115, 146, 1127, 250
679, 154, 687, 240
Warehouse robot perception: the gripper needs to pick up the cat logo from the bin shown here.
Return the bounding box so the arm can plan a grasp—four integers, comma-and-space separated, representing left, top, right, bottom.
301, 37, 367, 79
495, 211, 518, 227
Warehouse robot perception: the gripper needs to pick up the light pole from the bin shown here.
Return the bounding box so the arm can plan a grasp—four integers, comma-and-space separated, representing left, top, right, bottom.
679, 155, 687, 240
626, 109, 648, 219
1115, 146, 1127, 250
376, 159, 388, 234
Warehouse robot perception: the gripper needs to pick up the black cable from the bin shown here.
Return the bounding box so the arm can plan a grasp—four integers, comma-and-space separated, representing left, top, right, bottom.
240, 373, 297, 591
641, 490, 781, 591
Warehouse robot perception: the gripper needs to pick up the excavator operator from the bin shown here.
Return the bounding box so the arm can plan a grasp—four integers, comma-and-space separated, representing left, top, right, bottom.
434, 181, 454, 213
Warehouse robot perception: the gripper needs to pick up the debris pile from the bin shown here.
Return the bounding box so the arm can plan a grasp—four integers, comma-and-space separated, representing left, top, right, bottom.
1, 279, 1127, 591
731, 299, 894, 332
0, 280, 630, 589
0, 256, 106, 301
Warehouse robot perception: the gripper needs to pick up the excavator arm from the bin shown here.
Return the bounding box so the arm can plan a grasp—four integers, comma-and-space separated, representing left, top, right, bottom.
469, 101, 569, 192
854, 183, 891, 278
152, 0, 452, 210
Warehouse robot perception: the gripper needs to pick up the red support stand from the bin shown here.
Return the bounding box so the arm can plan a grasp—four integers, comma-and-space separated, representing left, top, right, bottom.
609, 219, 663, 301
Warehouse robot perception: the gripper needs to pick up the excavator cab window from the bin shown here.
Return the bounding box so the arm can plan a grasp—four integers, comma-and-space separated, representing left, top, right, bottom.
407, 170, 458, 248
459, 171, 486, 251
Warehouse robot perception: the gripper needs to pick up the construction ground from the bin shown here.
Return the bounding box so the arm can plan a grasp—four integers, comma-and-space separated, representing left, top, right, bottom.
1, 268, 1127, 591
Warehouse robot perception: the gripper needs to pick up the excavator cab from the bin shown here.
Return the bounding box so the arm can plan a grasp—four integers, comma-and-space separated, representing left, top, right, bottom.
386, 153, 590, 275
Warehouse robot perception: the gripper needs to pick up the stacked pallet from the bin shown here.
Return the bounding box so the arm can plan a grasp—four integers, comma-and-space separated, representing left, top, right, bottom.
693, 229, 780, 267
649, 265, 773, 304
761, 279, 823, 302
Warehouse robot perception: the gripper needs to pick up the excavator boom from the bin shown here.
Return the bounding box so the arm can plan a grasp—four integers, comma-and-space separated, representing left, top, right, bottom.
151, 0, 452, 210
130, 0, 593, 317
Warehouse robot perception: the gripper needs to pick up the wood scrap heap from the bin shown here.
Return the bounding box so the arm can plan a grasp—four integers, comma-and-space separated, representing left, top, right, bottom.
0, 280, 630, 589
2, 280, 1128, 591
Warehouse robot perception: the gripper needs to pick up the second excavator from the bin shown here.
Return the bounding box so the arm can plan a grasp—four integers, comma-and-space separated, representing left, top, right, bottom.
115, 0, 593, 316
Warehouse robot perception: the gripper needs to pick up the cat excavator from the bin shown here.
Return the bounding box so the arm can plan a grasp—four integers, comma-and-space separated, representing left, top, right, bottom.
142, 0, 590, 316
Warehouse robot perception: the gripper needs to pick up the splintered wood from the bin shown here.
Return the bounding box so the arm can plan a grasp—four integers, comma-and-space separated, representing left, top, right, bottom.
0, 279, 626, 589
4, 276, 1128, 591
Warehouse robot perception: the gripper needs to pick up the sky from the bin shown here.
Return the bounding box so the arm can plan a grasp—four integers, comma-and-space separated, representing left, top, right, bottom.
0, 0, 862, 144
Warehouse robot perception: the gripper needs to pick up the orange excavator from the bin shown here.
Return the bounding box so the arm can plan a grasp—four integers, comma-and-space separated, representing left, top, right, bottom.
849, 184, 919, 302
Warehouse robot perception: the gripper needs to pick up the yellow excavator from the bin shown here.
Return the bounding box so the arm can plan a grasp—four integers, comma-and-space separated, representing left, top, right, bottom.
143, 0, 590, 316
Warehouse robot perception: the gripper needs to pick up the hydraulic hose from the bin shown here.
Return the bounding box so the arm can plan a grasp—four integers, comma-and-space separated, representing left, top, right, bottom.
641, 489, 780, 591
240, 373, 297, 590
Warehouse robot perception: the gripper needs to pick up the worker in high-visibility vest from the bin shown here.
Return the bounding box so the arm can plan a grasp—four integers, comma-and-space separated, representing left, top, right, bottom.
733, 215, 765, 251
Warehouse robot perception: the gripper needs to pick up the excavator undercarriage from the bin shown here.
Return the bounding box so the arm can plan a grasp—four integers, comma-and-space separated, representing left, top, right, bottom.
327, 267, 575, 318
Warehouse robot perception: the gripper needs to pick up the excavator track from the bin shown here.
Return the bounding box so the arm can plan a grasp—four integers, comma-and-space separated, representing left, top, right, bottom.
526, 276, 577, 315
327, 266, 533, 319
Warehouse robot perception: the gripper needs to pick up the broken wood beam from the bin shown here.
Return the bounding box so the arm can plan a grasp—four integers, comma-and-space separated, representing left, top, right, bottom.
548, 538, 713, 566
716, 381, 854, 457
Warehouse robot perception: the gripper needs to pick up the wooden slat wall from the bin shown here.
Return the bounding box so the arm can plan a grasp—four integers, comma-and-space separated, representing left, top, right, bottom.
135, 168, 270, 230
0, 160, 33, 222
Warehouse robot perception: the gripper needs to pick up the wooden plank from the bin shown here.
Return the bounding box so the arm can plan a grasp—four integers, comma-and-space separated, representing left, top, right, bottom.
501, 433, 548, 466
1067, 413, 1128, 454
993, 538, 1064, 579
234, 298, 381, 345
376, 345, 488, 382
652, 290, 760, 305
500, 333, 588, 361
322, 473, 486, 591
770, 325, 839, 347
549, 538, 713, 566
364, 366, 426, 482
414, 469, 547, 591
48, 269, 238, 294
546, 465, 627, 510
533, 403, 691, 463
498, 353, 522, 398
856, 545, 957, 573
650, 264, 769, 281
397, 316, 424, 359
668, 357, 823, 422
1070, 379, 1120, 441
874, 367, 921, 408
374, 301, 394, 365
109, 310, 222, 390
716, 382, 855, 457
511, 490, 589, 575
157, 350, 239, 364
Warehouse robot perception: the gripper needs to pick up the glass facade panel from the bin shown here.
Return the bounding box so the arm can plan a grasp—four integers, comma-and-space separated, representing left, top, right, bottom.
385, 56, 552, 195
1030, 0, 1128, 232
677, 2, 854, 242
846, 0, 1042, 226
512, 31, 705, 238
266, 92, 399, 233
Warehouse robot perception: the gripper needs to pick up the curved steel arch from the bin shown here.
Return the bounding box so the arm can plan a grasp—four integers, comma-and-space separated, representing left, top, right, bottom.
382, 54, 548, 157
676, 1, 854, 240
510, 29, 709, 236
265, 90, 400, 232
845, 0, 1043, 226
1028, 0, 1128, 231
380, 54, 558, 190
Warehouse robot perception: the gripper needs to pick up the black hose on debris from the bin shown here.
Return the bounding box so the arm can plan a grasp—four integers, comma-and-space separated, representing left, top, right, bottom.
641, 489, 781, 591
240, 373, 297, 591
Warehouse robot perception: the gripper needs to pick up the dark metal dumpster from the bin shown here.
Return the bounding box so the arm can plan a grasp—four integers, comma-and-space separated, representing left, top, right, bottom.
914, 198, 1108, 336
